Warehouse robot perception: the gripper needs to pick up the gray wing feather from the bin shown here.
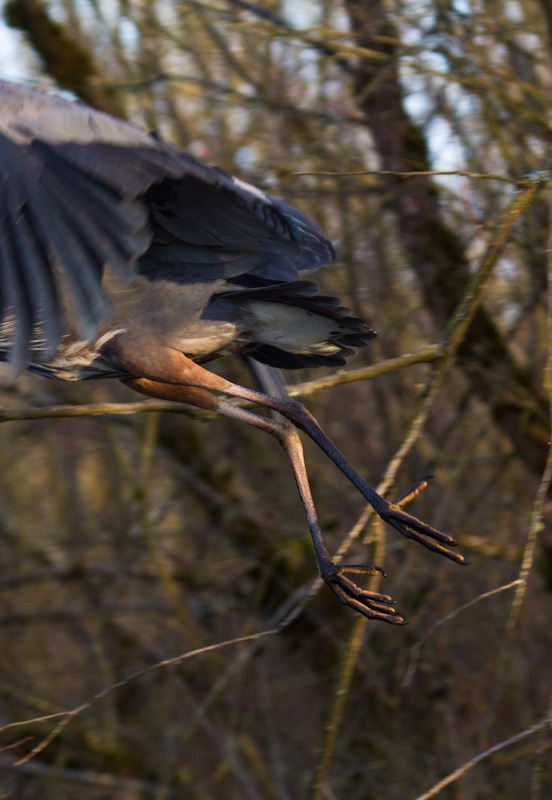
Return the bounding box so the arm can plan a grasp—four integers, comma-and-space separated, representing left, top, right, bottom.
0, 80, 335, 377
0, 219, 34, 377
144, 177, 334, 283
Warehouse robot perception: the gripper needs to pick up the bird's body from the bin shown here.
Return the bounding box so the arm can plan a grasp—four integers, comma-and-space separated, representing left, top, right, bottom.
0, 79, 370, 380
0, 80, 465, 623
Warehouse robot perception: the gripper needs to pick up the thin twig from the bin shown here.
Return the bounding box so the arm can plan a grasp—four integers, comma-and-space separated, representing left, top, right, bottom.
402, 580, 523, 688
507, 186, 552, 630
530, 694, 552, 800
1, 628, 280, 764
0, 754, 176, 795
309, 177, 545, 799
292, 169, 527, 185
310, 518, 386, 800
412, 719, 551, 800
0, 344, 443, 422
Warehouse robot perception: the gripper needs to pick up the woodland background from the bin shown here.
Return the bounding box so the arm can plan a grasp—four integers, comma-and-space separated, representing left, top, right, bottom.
0, 0, 551, 798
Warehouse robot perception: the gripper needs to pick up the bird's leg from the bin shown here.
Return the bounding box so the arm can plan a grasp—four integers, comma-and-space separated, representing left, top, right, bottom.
109, 344, 465, 565
212, 383, 466, 566
123, 376, 404, 624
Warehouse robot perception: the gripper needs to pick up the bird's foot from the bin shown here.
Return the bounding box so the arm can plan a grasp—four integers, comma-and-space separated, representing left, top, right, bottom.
377, 476, 467, 565
319, 478, 466, 624
379, 504, 466, 563
321, 562, 405, 624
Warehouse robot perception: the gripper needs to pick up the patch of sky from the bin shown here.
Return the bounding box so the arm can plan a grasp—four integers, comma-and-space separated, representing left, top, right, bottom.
234, 144, 259, 171
0, 23, 34, 81
403, 67, 475, 204
268, 34, 320, 105
118, 15, 140, 57
226, 106, 251, 138
452, 0, 472, 13
503, 1, 523, 22
400, 2, 436, 47
426, 115, 463, 172
281, 0, 321, 29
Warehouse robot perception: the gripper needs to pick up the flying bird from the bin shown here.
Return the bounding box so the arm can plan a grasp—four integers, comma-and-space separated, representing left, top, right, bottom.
0, 80, 465, 623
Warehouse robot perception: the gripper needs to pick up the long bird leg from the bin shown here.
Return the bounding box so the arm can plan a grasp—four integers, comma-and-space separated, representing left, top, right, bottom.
110, 344, 465, 564
123, 377, 404, 623
217, 384, 465, 564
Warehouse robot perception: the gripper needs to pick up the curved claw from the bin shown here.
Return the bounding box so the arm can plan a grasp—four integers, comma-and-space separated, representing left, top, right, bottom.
321, 562, 405, 625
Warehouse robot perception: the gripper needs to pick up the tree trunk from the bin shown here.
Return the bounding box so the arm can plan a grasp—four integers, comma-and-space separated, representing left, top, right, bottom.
344, 0, 549, 474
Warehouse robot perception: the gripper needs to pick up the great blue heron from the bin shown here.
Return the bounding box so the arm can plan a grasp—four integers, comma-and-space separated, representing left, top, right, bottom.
0, 80, 465, 623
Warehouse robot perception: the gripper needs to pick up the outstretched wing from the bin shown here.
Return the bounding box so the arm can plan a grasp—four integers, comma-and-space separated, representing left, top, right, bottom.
0, 80, 334, 377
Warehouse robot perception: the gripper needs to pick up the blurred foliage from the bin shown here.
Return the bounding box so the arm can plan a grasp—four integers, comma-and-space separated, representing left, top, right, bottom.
1, 0, 552, 798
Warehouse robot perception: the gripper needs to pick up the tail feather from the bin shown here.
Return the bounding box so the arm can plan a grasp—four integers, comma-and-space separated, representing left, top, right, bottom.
246, 343, 358, 369
223, 280, 375, 369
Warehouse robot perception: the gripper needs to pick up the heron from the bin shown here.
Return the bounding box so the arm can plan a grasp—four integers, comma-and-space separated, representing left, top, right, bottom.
0, 80, 465, 623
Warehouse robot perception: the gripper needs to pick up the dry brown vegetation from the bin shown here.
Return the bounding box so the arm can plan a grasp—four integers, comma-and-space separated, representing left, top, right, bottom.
1, 0, 552, 797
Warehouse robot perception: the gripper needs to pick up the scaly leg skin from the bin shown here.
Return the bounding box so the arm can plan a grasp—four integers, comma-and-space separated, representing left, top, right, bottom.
109, 345, 466, 622
122, 377, 404, 623
220, 387, 467, 567
319, 480, 439, 625
320, 563, 404, 624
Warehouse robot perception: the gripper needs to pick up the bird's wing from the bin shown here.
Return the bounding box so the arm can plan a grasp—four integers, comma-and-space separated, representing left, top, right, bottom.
0, 80, 334, 377
140, 173, 335, 285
